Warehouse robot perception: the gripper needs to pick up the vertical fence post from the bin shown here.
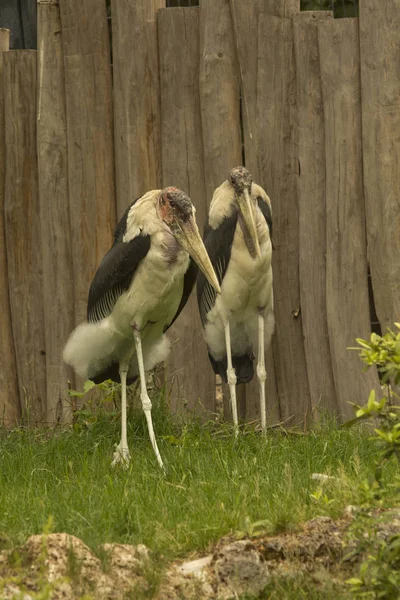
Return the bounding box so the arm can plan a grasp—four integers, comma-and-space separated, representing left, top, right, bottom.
0, 30, 20, 426
257, 10, 311, 427
59, 0, 116, 326
4, 50, 46, 422
360, 1, 400, 331
318, 18, 380, 419
37, 0, 74, 423
293, 11, 337, 418
158, 7, 215, 415
111, 0, 164, 218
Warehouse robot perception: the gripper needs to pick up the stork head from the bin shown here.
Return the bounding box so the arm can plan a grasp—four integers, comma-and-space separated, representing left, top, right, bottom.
158, 187, 221, 294
229, 166, 261, 259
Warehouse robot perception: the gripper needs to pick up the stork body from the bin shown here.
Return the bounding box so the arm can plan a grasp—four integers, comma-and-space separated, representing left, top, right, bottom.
197, 167, 274, 431
64, 188, 220, 469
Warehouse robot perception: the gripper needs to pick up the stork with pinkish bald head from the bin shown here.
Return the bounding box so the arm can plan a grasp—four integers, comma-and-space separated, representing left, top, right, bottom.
64, 187, 220, 470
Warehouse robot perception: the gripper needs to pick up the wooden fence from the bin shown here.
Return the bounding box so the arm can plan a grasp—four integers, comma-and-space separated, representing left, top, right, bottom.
1, 0, 399, 428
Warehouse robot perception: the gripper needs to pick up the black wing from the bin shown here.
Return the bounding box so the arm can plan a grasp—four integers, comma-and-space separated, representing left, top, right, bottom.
87, 197, 151, 323
257, 196, 272, 240
196, 212, 238, 328
165, 258, 199, 332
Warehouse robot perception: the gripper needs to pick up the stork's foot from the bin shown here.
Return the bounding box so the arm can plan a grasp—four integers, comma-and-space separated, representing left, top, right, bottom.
112, 442, 131, 468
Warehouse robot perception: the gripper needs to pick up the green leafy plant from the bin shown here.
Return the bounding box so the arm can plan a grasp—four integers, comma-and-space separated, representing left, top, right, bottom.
68, 379, 121, 431
345, 326, 400, 598
354, 323, 400, 385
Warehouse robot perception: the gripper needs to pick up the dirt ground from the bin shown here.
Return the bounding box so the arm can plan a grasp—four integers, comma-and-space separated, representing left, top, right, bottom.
1, 510, 399, 599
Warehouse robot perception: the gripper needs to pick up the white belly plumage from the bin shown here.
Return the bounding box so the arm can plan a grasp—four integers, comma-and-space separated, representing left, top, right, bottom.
63, 246, 190, 381
204, 212, 274, 361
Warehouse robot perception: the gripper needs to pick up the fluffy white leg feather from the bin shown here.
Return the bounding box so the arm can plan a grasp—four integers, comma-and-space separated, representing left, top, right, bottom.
63, 320, 129, 380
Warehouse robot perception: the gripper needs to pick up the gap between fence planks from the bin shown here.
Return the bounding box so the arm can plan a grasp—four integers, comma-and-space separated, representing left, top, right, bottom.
359, 1, 400, 331
59, 0, 116, 327
199, 0, 245, 419
37, 0, 74, 423
4, 50, 46, 423
257, 13, 311, 426
158, 7, 215, 415
111, 0, 164, 219
293, 11, 337, 417
0, 29, 20, 426
318, 18, 380, 420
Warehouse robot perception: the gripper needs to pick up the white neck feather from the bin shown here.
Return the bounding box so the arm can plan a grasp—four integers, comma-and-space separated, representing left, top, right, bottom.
123, 189, 164, 242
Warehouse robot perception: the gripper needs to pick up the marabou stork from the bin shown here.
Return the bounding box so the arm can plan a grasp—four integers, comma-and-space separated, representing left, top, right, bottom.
197, 167, 274, 431
63, 187, 220, 469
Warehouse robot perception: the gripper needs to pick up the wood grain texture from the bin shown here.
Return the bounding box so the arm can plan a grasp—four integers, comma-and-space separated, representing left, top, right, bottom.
111, 0, 164, 218
359, 2, 400, 330
37, 0, 74, 423
199, 0, 244, 418
293, 12, 337, 417
257, 14, 311, 426
264, 0, 300, 17
59, 0, 116, 325
318, 18, 380, 420
4, 51, 46, 422
0, 30, 20, 426
229, 0, 279, 424
199, 0, 242, 202
229, 0, 263, 179
158, 7, 215, 415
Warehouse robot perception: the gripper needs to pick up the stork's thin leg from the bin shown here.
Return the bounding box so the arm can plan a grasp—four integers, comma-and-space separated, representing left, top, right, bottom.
224, 321, 238, 434
112, 357, 132, 467
133, 328, 165, 471
257, 312, 267, 432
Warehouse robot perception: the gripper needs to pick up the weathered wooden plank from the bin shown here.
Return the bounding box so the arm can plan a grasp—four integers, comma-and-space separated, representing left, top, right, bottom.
359, 2, 400, 330
199, 0, 244, 418
59, 0, 116, 325
0, 30, 19, 426
4, 50, 46, 422
293, 12, 337, 417
199, 0, 242, 202
37, 0, 74, 423
264, 0, 300, 18
229, 0, 263, 178
318, 18, 380, 419
229, 0, 279, 424
257, 14, 311, 426
158, 7, 215, 415
111, 0, 164, 218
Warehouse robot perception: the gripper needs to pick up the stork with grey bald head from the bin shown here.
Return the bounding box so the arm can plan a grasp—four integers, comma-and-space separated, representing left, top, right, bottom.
197, 167, 274, 432
64, 187, 220, 469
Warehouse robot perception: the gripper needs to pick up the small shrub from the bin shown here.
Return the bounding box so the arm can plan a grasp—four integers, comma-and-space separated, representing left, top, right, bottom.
346, 326, 400, 599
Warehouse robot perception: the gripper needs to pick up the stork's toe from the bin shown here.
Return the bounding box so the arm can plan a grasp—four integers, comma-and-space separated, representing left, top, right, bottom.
112, 443, 131, 468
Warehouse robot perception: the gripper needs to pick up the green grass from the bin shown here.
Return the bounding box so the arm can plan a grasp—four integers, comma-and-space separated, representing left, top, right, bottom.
0, 396, 398, 563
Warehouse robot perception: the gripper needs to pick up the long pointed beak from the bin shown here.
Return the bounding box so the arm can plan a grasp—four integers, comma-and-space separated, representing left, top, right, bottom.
174, 216, 221, 294
237, 188, 261, 259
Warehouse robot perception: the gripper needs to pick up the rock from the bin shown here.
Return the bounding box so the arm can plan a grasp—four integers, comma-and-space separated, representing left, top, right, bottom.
176, 555, 213, 581
212, 540, 270, 599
